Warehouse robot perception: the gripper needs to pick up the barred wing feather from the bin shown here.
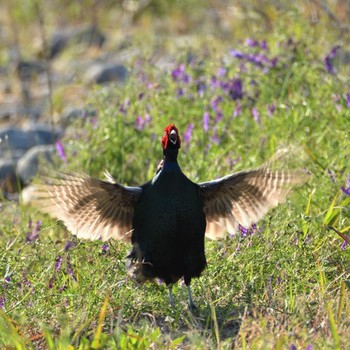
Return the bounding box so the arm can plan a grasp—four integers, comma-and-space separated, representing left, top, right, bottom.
32, 172, 142, 243
199, 167, 308, 239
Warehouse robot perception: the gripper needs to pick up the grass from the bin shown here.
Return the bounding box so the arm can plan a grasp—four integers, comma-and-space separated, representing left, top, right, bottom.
1, 1, 350, 349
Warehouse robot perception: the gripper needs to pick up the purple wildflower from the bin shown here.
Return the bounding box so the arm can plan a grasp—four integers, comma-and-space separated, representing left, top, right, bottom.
210, 96, 223, 111
267, 102, 276, 117
135, 113, 151, 131
327, 169, 336, 183
184, 123, 194, 144
197, 80, 206, 97
101, 243, 109, 255
171, 64, 191, 83
228, 78, 243, 100
239, 223, 258, 237
233, 103, 242, 117
171, 64, 184, 80
203, 112, 210, 133
91, 117, 98, 129
341, 240, 348, 250
289, 344, 297, 350
250, 223, 258, 235
332, 94, 342, 111
231, 49, 277, 69
217, 67, 226, 77
210, 130, 220, 145
261, 40, 268, 50
64, 240, 76, 251
270, 57, 278, 68
341, 175, 350, 196
230, 50, 246, 60
324, 46, 340, 74
48, 275, 56, 289
66, 256, 77, 282
252, 108, 261, 124
238, 224, 249, 237
119, 98, 130, 114
55, 140, 67, 163
5, 276, 10, 283
55, 255, 63, 272
214, 110, 223, 124
210, 76, 220, 89
0, 296, 5, 310
245, 38, 259, 47
135, 115, 143, 130
27, 220, 43, 242
346, 93, 350, 108
177, 88, 184, 97
306, 345, 314, 350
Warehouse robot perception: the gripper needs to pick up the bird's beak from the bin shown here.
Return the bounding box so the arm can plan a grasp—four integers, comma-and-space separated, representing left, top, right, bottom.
169, 129, 177, 145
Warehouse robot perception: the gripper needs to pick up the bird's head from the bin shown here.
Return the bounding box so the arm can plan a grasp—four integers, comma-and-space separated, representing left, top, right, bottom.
162, 124, 181, 150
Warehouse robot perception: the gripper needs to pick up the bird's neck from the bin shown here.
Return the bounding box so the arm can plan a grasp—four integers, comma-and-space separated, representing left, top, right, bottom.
162, 149, 180, 171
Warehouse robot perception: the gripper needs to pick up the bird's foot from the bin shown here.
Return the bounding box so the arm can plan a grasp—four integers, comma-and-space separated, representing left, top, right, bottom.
188, 300, 197, 312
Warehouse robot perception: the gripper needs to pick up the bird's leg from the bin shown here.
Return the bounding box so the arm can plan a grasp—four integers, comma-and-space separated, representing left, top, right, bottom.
184, 276, 197, 310
168, 284, 175, 307
187, 285, 197, 310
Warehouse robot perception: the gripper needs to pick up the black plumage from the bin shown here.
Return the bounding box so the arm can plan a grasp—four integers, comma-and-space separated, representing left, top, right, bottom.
32, 124, 308, 308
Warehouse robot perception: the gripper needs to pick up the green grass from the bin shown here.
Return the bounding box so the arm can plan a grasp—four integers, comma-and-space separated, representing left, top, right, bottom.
1, 1, 350, 349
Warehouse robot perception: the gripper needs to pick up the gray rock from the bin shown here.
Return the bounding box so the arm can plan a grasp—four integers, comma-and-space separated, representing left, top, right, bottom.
16, 60, 47, 81
50, 25, 106, 59
84, 63, 128, 84
0, 124, 62, 156
0, 158, 16, 180
16, 144, 56, 184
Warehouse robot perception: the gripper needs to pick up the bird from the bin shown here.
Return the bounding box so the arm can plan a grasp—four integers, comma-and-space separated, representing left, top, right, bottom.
32, 124, 309, 309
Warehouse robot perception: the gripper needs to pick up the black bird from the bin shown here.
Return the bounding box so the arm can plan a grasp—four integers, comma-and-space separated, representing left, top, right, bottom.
33, 124, 308, 308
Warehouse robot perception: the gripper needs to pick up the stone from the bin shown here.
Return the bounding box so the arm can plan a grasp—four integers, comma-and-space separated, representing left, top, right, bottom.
84, 63, 128, 84
0, 124, 62, 154
16, 144, 56, 185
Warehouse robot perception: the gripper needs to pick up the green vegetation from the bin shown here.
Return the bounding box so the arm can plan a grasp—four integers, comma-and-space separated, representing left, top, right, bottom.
1, 1, 350, 349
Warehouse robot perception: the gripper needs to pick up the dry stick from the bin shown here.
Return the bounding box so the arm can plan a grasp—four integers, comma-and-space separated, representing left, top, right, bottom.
33, 0, 54, 132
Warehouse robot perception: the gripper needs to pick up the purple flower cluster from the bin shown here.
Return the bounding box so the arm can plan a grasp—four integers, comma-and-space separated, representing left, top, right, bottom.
341, 175, 350, 196
324, 46, 340, 74
171, 64, 191, 83
184, 123, 194, 144
55, 140, 67, 163
101, 243, 109, 255
0, 296, 5, 310
230, 48, 278, 70
49, 254, 77, 289
238, 223, 258, 237
135, 113, 151, 130
290, 344, 313, 350
26, 220, 42, 243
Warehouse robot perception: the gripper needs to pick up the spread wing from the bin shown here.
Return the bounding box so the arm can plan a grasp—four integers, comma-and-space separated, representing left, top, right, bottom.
199, 167, 309, 239
31, 172, 142, 242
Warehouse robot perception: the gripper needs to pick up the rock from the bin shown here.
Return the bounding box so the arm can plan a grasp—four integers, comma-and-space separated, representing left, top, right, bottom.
0, 125, 62, 157
49, 25, 106, 58
74, 25, 106, 48
16, 144, 56, 185
84, 63, 128, 84
16, 60, 47, 81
